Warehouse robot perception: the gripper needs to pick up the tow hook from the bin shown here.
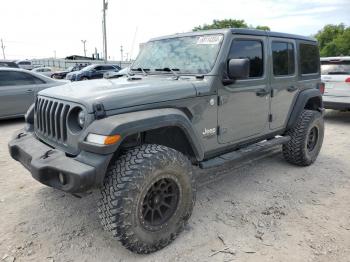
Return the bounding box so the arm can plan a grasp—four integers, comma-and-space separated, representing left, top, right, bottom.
42, 149, 55, 159
16, 132, 27, 139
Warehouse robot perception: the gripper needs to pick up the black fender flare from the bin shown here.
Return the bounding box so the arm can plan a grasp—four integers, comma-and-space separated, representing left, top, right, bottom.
79, 108, 205, 160
286, 88, 323, 130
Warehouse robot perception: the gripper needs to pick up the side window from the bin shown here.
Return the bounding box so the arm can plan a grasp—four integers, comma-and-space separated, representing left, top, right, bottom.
94, 66, 103, 71
229, 39, 264, 78
0, 71, 44, 86
300, 43, 319, 74
272, 42, 295, 76
103, 66, 115, 70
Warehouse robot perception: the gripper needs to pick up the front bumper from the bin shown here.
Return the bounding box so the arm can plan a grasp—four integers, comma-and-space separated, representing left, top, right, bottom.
323, 96, 350, 110
8, 129, 112, 193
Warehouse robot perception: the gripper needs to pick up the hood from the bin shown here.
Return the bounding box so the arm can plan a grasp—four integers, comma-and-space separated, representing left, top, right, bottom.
38, 76, 199, 113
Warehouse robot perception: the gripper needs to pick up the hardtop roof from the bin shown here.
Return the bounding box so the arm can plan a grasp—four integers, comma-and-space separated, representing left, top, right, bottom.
149, 28, 317, 43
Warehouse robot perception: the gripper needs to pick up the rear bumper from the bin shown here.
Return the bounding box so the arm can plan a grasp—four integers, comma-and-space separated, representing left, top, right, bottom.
8, 129, 112, 193
323, 96, 350, 110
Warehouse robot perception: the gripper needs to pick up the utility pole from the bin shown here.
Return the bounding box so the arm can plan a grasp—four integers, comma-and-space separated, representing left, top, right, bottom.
102, 0, 108, 62
120, 45, 123, 62
1, 39, 5, 60
81, 40, 87, 57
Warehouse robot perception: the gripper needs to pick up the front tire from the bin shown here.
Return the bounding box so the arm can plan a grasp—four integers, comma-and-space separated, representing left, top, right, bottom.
283, 109, 324, 166
98, 144, 195, 254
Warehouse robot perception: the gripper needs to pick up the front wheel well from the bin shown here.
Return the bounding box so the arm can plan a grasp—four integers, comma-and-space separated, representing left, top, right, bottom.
120, 127, 197, 162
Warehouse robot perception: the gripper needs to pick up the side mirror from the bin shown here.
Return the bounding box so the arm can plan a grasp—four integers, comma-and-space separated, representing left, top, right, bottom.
228, 58, 250, 80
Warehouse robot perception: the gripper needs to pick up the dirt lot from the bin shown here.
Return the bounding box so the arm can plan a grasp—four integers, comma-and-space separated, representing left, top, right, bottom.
1, 111, 350, 262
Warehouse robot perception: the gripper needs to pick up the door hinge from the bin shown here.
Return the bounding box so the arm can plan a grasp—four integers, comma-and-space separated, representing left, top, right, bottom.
217, 126, 227, 136
217, 96, 228, 106
268, 114, 273, 122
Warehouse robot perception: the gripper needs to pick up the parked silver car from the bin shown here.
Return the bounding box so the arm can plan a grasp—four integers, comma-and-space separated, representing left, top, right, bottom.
321, 57, 350, 110
32, 67, 53, 77
0, 68, 67, 119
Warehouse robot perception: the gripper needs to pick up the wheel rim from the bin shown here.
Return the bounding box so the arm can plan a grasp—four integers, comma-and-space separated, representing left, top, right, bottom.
307, 126, 319, 152
141, 177, 179, 230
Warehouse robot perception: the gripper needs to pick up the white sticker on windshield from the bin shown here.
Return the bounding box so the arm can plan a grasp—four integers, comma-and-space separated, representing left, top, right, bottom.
197, 35, 223, 45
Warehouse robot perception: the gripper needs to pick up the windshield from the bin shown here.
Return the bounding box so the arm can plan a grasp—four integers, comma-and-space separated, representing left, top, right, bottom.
321, 61, 350, 75
132, 34, 223, 74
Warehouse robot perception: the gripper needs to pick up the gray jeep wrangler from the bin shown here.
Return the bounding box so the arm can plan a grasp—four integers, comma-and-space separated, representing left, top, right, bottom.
9, 28, 324, 253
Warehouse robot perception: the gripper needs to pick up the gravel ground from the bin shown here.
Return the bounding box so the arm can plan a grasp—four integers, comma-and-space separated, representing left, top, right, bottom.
1, 110, 350, 262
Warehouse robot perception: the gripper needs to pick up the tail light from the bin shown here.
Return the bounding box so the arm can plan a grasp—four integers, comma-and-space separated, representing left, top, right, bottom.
345, 77, 350, 83
318, 82, 325, 94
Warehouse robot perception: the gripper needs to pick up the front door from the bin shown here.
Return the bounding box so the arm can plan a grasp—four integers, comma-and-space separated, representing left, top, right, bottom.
218, 36, 270, 144
269, 38, 298, 130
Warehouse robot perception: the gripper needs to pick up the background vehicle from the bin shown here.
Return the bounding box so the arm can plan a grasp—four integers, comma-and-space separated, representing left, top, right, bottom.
31, 67, 53, 77
0, 68, 67, 119
9, 29, 324, 254
66, 64, 120, 81
15, 60, 34, 70
0, 60, 19, 68
321, 56, 350, 110
103, 67, 129, 79
51, 64, 87, 79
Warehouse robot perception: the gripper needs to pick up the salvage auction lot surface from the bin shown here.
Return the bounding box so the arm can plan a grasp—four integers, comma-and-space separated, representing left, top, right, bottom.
1, 111, 350, 262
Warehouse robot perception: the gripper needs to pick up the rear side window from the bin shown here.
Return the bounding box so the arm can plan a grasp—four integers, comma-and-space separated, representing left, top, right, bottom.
102, 66, 115, 70
0, 71, 45, 86
18, 61, 31, 65
229, 40, 264, 78
272, 42, 295, 76
300, 44, 319, 74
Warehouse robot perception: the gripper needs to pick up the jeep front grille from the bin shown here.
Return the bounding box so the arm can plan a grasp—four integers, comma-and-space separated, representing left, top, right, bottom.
35, 97, 70, 143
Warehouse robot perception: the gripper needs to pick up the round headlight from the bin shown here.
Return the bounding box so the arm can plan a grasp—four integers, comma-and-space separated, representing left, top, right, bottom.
78, 110, 86, 128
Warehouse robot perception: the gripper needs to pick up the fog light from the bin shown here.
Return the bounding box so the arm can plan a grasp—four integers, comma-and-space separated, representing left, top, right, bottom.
58, 173, 67, 185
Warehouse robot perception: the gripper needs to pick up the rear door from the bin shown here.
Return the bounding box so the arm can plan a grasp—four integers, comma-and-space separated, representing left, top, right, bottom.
321, 60, 350, 97
269, 38, 298, 130
91, 66, 105, 79
0, 70, 44, 117
218, 36, 270, 144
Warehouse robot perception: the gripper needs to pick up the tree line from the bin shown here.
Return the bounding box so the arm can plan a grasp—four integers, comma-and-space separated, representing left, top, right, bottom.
193, 19, 350, 57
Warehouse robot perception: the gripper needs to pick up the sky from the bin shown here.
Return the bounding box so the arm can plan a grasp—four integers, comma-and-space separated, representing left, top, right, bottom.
0, 0, 349, 61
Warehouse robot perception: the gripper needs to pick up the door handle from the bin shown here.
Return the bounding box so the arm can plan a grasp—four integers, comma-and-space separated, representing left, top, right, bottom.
26, 89, 34, 93
256, 89, 269, 97
287, 86, 298, 92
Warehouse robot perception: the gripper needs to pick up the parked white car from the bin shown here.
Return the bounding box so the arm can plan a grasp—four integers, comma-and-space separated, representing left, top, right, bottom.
32, 67, 53, 77
16, 60, 34, 70
321, 56, 350, 110
103, 67, 129, 79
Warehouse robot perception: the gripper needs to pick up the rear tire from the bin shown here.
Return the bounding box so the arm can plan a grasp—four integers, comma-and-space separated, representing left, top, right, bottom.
98, 144, 195, 254
283, 110, 324, 166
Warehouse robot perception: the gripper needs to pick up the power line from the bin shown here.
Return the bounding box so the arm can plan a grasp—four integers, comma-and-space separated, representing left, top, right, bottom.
1, 39, 5, 59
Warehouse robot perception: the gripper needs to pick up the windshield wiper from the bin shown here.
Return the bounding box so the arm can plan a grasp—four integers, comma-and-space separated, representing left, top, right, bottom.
130, 67, 149, 76
155, 67, 180, 80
